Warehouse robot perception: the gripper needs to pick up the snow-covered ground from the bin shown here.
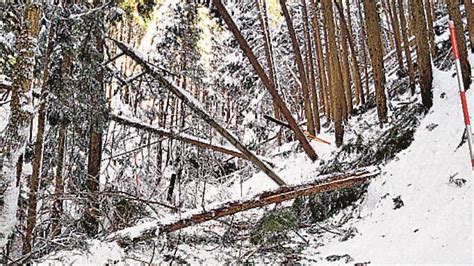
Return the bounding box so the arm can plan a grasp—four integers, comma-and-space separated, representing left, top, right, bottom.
39, 54, 473, 264
301, 64, 473, 264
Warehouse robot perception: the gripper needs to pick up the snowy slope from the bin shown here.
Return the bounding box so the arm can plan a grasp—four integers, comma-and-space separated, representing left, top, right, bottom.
301, 64, 473, 264
39, 62, 473, 264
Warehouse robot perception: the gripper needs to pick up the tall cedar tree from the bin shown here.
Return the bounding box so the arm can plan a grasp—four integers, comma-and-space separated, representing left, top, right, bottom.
0, 2, 40, 249
309, 0, 330, 118
337, 0, 353, 116
322, 0, 344, 146
279, 0, 316, 136
301, 0, 321, 133
23, 16, 56, 256
411, 0, 433, 108
397, 0, 416, 93
85, 0, 106, 236
363, 0, 388, 122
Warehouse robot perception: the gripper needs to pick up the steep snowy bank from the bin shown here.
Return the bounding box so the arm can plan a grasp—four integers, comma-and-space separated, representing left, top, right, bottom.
304, 66, 473, 264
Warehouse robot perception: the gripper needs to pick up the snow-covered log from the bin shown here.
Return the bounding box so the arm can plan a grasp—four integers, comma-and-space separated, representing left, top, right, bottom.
110, 114, 245, 159
110, 169, 378, 247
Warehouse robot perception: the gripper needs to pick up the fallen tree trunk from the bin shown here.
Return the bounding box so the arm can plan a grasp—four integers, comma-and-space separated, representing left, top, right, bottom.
110, 169, 378, 246
264, 115, 330, 145
111, 114, 244, 159
111, 39, 286, 186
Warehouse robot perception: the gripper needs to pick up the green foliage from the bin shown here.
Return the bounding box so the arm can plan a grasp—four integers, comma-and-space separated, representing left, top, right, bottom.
250, 208, 298, 245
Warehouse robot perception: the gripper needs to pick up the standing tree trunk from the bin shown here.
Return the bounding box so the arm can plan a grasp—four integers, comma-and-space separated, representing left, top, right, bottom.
398, 0, 416, 93
358, 0, 370, 102
301, 0, 321, 133
279, 0, 316, 136
345, 0, 364, 106
424, 0, 437, 57
0, 2, 40, 249
51, 125, 66, 237
412, 0, 434, 108
23, 22, 55, 255
447, 0, 472, 90
387, 0, 405, 72
255, 0, 282, 142
85, 0, 106, 236
309, 0, 330, 118
465, 0, 474, 52
363, 0, 388, 122
212, 0, 318, 160
337, 0, 353, 115
322, 0, 344, 146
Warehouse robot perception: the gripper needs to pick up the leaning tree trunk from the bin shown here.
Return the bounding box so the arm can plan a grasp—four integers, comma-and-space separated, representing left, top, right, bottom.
363, 0, 388, 123
212, 0, 318, 160
0, 2, 40, 249
447, 0, 472, 90
411, 0, 434, 108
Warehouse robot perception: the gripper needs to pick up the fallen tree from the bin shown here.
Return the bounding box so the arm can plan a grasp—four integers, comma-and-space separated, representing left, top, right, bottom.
109, 169, 378, 247
109, 38, 286, 186
110, 114, 245, 159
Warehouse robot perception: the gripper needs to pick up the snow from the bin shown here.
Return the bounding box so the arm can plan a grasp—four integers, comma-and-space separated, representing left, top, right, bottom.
298, 62, 473, 264
39, 57, 474, 263
41, 240, 125, 265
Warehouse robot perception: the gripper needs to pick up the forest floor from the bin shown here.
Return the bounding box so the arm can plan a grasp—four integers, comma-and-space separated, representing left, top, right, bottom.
38, 49, 473, 264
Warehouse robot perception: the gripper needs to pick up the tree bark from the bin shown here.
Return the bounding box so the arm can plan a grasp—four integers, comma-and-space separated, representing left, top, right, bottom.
424, 0, 437, 57
211, 0, 318, 161
357, 0, 370, 102
112, 170, 377, 246
398, 0, 416, 93
280, 0, 316, 136
85, 0, 106, 236
255, 0, 282, 143
411, 0, 434, 108
336, 0, 353, 116
23, 21, 56, 255
301, 0, 321, 132
363, 0, 388, 122
309, 0, 330, 117
345, 0, 364, 106
322, 0, 344, 146
0, 2, 40, 249
387, 0, 405, 72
